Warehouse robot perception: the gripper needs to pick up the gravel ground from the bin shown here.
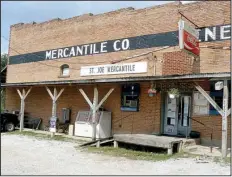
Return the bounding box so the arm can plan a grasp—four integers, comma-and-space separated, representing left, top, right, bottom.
1, 134, 231, 175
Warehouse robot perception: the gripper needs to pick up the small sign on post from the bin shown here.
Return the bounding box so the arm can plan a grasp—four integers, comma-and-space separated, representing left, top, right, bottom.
49, 116, 57, 133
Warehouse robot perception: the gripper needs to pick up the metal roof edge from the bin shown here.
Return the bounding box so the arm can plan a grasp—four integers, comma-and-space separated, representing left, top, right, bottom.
1, 72, 230, 87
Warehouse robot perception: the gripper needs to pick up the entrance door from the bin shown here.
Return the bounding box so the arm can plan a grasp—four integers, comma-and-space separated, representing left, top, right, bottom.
177, 96, 191, 136
163, 96, 178, 135
163, 94, 192, 136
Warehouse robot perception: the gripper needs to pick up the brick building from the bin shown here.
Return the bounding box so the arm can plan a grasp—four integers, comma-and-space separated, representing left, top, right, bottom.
2, 1, 231, 147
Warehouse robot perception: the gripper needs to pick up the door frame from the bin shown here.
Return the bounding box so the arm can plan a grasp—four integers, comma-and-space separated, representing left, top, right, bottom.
161, 91, 193, 137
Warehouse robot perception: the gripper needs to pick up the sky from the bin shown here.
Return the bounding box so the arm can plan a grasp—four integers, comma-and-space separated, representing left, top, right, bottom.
1, 1, 194, 54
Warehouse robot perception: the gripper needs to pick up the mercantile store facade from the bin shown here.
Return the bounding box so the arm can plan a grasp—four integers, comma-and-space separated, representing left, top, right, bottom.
2, 1, 231, 148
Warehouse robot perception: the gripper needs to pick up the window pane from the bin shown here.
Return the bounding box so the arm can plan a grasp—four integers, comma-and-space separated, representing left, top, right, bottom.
62, 68, 69, 76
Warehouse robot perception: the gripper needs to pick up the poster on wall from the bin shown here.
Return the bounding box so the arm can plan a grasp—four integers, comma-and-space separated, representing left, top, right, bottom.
193, 91, 209, 115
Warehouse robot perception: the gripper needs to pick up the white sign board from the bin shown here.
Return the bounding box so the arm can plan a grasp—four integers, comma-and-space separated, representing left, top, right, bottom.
80, 62, 147, 76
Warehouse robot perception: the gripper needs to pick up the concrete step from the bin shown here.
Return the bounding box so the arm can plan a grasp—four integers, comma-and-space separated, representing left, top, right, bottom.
183, 145, 231, 157
183, 145, 198, 152
182, 138, 200, 148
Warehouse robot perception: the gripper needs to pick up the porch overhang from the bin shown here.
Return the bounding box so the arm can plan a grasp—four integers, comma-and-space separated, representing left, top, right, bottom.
1, 72, 230, 87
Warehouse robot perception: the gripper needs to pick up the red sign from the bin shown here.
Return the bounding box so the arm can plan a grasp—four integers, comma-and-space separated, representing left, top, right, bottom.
179, 20, 200, 56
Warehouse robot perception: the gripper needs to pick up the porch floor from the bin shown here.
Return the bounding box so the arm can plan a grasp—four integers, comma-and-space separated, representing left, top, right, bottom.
113, 134, 199, 154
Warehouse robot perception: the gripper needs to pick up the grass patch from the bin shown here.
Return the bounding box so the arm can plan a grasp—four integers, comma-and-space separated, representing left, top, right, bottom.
213, 156, 231, 165
4, 130, 88, 144
79, 146, 196, 162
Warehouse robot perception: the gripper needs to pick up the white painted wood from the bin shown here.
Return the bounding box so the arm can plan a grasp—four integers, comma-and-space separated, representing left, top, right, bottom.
79, 89, 93, 109
22, 89, 26, 97
195, 83, 223, 116
17, 89, 23, 100
222, 79, 228, 158
96, 141, 100, 148
46, 87, 54, 100
96, 88, 114, 110
24, 87, 32, 99
17, 88, 32, 132
45, 87, 64, 137
78, 87, 114, 140
52, 88, 57, 117
227, 108, 231, 117
92, 87, 98, 140
114, 140, 118, 148
55, 88, 65, 101
19, 98, 25, 132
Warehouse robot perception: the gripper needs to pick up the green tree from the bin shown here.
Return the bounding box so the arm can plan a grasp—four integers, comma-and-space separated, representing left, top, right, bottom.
1, 53, 8, 112
1, 53, 8, 69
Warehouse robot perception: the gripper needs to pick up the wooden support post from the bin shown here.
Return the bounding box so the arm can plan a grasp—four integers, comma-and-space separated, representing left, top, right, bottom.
92, 87, 98, 141
96, 140, 100, 148
46, 87, 65, 137
195, 81, 230, 158
222, 79, 228, 158
16, 87, 32, 132
79, 87, 114, 141
52, 88, 57, 117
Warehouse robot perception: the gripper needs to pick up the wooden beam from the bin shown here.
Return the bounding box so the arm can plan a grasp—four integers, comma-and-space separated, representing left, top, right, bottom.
79, 89, 93, 109
22, 89, 26, 97
17, 89, 23, 100
19, 99, 25, 132
46, 86, 54, 100
55, 88, 65, 101
16, 88, 32, 132
96, 88, 114, 110
227, 108, 231, 117
222, 79, 228, 158
52, 88, 57, 117
194, 83, 223, 116
45, 87, 64, 137
24, 87, 32, 99
92, 87, 99, 140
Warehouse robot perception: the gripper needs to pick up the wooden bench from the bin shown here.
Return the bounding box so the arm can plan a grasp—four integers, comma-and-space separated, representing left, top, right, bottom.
24, 117, 42, 130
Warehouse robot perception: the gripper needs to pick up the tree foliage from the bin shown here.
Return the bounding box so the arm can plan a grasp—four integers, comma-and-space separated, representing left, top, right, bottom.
1, 53, 8, 70
1, 53, 8, 112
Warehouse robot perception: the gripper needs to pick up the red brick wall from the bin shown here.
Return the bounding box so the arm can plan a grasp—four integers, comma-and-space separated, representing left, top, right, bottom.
6, 1, 230, 83
192, 115, 231, 147
5, 82, 161, 134
162, 51, 200, 75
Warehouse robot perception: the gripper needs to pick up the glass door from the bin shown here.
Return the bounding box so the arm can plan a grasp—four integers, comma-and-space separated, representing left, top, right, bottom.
163, 96, 178, 136
177, 96, 191, 136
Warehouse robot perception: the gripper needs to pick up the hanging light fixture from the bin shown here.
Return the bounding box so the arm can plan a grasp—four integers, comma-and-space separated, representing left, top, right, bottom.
148, 81, 157, 97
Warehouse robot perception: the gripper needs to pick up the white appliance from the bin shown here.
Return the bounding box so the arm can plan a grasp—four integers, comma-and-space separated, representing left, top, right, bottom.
74, 111, 112, 139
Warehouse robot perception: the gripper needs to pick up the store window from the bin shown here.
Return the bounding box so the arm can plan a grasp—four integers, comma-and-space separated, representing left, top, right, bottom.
121, 83, 140, 112
60, 64, 70, 77
209, 80, 231, 115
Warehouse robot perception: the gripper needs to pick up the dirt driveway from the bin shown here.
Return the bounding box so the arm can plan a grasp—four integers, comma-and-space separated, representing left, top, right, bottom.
1, 134, 230, 175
